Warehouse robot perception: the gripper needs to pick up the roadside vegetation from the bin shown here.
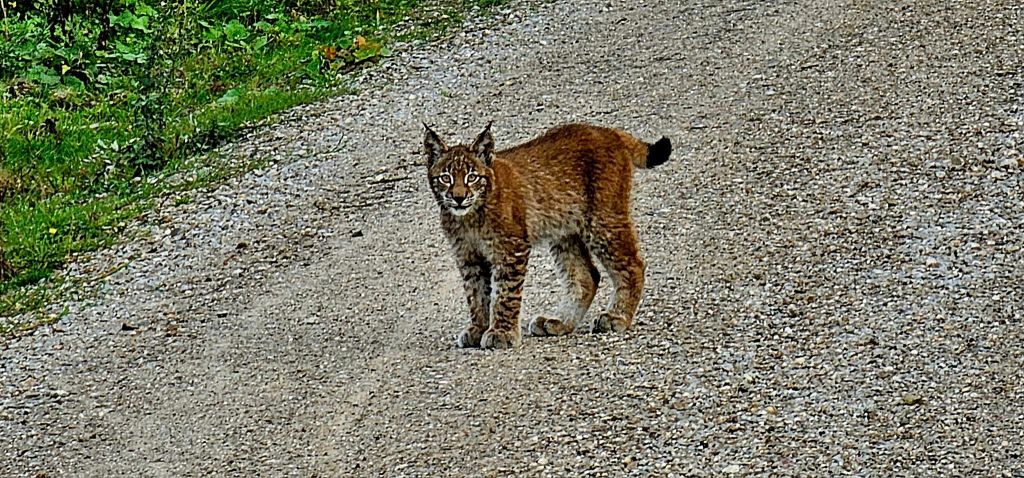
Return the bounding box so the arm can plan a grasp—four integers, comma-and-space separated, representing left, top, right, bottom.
0, 0, 499, 332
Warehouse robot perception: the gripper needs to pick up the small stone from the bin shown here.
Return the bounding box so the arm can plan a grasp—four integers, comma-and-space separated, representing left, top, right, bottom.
996, 156, 1018, 168
723, 464, 742, 474
901, 393, 925, 406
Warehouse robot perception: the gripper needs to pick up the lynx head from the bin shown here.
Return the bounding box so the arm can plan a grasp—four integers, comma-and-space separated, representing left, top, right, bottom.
423, 122, 495, 217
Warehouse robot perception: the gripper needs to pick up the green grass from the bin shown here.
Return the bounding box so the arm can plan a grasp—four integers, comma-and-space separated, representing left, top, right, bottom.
0, 0, 507, 334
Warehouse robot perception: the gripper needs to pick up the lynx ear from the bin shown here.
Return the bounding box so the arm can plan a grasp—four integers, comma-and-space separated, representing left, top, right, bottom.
423, 123, 446, 167
472, 121, 495, 165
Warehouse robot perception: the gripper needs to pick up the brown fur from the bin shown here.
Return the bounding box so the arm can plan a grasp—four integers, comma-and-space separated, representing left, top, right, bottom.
423, 122, 671, 349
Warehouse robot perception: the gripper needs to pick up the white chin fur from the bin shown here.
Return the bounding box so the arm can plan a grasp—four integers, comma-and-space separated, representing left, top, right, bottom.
449, 207, 473, 216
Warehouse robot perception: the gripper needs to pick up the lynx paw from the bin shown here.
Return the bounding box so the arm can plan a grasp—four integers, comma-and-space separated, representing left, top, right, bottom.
481, 328, 521, 350
592, 312, 631, 333
456, 326, 484, 348
529, 315, 575, 336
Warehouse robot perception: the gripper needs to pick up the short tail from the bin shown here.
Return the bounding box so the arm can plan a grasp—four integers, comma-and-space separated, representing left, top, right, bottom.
636, 136, 672, 169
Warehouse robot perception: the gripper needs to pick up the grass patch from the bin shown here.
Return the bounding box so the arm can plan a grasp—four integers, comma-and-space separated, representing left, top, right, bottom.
0, 0, 508, 332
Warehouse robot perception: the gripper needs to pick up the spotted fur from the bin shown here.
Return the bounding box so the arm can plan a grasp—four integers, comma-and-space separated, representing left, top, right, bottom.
424, 122, 671, 349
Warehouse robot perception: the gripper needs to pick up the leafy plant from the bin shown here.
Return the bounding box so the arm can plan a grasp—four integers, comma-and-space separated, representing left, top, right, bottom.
0, 0, 510, 328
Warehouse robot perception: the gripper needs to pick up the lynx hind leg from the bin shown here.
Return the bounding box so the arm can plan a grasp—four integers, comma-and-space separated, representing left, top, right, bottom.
530, 236, 600, 337
589, 224, 645, 334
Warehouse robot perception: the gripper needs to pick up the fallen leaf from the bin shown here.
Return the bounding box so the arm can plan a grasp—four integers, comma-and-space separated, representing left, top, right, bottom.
318, 45, 338, 61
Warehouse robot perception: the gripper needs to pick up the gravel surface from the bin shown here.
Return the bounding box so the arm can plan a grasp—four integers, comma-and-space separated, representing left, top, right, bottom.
2, 0, 1023, 476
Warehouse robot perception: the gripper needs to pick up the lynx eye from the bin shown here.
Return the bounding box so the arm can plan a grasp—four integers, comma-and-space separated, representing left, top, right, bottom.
465, 172, 479, 184
437, 173, 453, 186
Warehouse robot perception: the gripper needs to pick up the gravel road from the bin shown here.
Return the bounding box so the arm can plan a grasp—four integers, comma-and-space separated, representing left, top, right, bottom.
2, 0, 1022, 476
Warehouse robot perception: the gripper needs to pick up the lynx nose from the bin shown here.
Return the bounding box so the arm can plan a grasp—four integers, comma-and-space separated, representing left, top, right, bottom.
451, 194, 468, 206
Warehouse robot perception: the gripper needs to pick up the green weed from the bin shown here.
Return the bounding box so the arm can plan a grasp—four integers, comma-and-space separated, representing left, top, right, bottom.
0, 0, 510, 331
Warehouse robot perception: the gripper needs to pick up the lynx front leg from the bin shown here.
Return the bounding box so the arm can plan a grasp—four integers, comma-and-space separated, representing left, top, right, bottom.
455, 252, 491, 348
481, 248, 528, 350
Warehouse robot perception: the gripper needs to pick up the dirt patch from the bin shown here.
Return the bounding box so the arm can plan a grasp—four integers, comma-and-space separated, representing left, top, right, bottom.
1, 0, 1021, 476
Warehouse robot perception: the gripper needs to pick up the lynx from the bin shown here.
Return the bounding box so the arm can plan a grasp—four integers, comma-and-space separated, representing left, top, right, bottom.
423, 122, 672, 349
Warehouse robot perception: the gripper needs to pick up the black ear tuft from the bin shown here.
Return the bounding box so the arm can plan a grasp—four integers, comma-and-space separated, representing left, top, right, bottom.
472, 121, 495, 165
423, 123, 446, 167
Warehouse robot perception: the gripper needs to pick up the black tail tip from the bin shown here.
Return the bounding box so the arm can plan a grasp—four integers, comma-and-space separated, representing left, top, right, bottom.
646, 136, 672, 168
